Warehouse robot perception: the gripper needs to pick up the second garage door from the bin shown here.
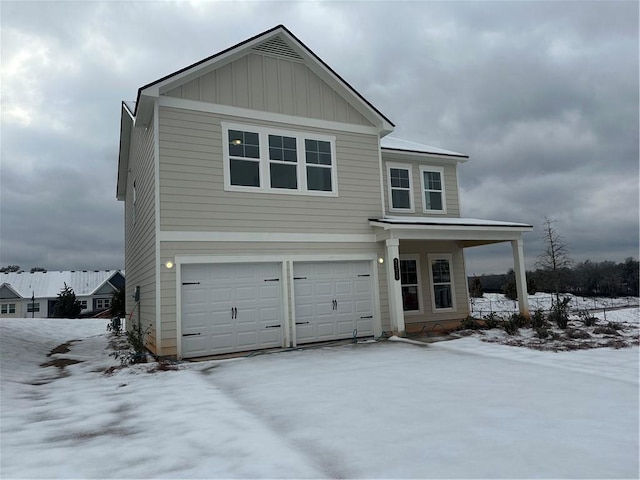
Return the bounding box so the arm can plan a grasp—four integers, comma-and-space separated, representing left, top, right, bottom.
181, 263, 283, 358
293, 261, 374, 344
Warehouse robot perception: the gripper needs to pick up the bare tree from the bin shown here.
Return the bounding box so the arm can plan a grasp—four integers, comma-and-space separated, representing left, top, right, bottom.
536, 217, 572, 304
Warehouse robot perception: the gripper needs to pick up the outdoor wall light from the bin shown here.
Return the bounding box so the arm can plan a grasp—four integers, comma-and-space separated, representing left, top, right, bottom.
378, 257, 384, 264
165, 261, 174, 269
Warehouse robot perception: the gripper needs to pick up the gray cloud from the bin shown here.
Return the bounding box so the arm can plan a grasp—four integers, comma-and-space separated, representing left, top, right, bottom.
1, 0, 637, 274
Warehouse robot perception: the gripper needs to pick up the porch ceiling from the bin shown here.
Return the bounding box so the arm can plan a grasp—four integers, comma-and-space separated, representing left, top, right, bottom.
369, 216, 533, 243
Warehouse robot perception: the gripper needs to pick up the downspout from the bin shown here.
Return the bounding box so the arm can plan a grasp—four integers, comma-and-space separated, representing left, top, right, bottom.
377, 135, 386, 218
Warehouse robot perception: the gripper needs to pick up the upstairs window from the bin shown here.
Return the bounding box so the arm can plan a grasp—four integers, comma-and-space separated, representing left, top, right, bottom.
305, 139, 332, 192
420, 166, 446, 213
223, 123, 337, 196
387, 163, 414, 212
228, 130, 260, 187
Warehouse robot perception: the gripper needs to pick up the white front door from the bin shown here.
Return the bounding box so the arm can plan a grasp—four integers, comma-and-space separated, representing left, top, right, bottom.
181, 263, 283, 358
293, 261, 374, 344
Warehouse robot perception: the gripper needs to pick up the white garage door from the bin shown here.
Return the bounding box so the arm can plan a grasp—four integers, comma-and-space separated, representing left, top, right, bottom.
293, 261, 374, 344
181, 263, 283, 358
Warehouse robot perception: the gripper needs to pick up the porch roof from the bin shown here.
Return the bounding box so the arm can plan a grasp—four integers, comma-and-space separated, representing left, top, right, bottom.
369, 216, 533, 245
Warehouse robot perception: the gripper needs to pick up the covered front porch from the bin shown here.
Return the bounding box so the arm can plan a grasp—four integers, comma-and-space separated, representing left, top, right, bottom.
370, 217, 533, 336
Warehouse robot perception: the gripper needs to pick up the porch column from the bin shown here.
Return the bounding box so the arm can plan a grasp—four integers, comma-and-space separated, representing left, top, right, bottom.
385, 239, 406, 336
511, 237, 530, 317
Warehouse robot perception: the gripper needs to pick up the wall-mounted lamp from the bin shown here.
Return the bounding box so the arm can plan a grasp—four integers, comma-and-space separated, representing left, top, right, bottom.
165, 261, 174, 269
378, 257, 385, 265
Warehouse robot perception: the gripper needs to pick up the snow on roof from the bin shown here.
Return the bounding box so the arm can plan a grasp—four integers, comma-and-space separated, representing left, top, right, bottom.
0, 270, 124, 299
370, 216, 533, 229
381, 137, 467, 158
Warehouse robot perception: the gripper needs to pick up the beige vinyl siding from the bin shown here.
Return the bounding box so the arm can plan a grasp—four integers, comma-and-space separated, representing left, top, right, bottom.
124, 122, 157, 353
383, 159, 460, 217
163, 53, 373, 127
158, 106, 381, 234
157, 241, 388, 356
400, 240, 470, 325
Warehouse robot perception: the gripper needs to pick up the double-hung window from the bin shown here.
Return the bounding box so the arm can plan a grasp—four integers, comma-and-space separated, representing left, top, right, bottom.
228, 129, 261, 187
27, 303, 40, 313
223, 123, 337, 196
428, 254, 455, 311
387, 163, 414, 212
420, 166, 446, 213
1, 304, 15, 314
400, 255, 422, 313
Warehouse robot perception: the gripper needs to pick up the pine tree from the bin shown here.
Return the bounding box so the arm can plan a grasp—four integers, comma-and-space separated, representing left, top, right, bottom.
53, 283, 82, 318
469, 276, 484, 298
503, 269, 518, 300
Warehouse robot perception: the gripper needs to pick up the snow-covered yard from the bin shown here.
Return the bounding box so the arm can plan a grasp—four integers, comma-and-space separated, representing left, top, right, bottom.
1, 317, 638, 479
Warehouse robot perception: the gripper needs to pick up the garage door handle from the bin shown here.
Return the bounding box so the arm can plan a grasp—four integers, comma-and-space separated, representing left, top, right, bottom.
263, 278, 280, 282
265, 324, 281, 329
231, 307, 237, 319
182, 333, 201, 337
360, 316, 373, 319
357, 274, 371, 277
294, 276, 307, 280
182, 282, 200, 285
296, 321, 310, 325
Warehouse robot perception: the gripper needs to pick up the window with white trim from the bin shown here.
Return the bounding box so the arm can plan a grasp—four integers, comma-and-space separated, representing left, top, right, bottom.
27, 302, 40, 313
79, 300, 88, 310
1, 303, 16, 314
400, 255, 422, 312
420, 166, 446, 213
223, 123, 337, 196
428, 254, 455, 311
95, 298, 111, 310
387, 163, 414, 212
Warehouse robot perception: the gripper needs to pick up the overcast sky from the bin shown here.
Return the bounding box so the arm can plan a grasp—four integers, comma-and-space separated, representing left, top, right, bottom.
1, 0, 638, 275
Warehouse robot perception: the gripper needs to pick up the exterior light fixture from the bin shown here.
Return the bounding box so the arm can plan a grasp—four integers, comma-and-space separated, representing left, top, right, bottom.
165, 261, 174, 269
378, 257, 384, 264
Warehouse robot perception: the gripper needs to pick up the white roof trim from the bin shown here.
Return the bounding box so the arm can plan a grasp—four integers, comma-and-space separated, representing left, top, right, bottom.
381, 137, 468, 158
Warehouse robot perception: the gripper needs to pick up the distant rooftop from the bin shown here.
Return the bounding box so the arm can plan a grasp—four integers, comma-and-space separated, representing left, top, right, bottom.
0, 270, 124, 298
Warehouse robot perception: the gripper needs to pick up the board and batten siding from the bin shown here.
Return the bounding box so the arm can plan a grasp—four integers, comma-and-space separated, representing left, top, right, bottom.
400, 240, 469, 325
125, 122, 157, 352
382, 158, 460, 217
157, 241, 389, 356
158, 106, 381, 234
163, 53, 373, 127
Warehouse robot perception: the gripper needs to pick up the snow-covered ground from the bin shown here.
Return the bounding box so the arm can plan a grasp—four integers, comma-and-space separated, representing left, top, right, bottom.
1, 317, 638, 478
470, 292, 639, 317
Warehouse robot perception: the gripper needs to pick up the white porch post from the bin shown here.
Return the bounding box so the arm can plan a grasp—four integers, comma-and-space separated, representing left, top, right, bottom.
385, 239, 406, 336
511, 237, 530, 317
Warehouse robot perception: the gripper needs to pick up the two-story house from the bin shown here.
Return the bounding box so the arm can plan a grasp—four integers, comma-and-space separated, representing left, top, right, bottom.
117, 25, 532, 359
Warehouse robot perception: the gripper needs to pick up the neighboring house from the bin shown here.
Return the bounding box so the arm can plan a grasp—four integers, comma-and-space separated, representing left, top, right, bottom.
117, 25, 532, 360
0, 270, 125, 318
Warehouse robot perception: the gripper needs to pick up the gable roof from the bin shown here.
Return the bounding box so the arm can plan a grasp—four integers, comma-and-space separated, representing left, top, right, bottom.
133, 25, 394, 132
0, 270, 124, 299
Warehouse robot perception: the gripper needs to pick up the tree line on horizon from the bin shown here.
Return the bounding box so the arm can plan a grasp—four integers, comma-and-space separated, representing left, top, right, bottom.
469, 257, 639, 299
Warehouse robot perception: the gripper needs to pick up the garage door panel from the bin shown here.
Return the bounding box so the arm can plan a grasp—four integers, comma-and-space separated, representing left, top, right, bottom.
182, 262, 283, 358
293, 261, 374, 345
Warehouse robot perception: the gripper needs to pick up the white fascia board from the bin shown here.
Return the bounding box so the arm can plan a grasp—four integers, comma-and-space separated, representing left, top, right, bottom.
369, 222, 529, 242
116, 105, 134, 201
382, 148, 468, 164
159, 231, 376, 243
158, 96, 380, 136
175, 253, 377, 265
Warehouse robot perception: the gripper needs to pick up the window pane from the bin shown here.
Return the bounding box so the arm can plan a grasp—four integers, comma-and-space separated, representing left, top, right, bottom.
400, 259, 417, 285
305, 139, 331, 165
307, 166, 332, 191
9, 304, 15, 313
318, 141, 331, 153
1, 305, 6, 314
305, 139, 317, 152
270, 163, 297, 189
306, 151, 319, 164
230, 159, 260, 187
402, 286, 420, 311
390, 168, 409, 188
318, 153, 332, 165
432, 259, 450, 283
425, 171, 442, 190
434, 285, 453, 309
425, 191, 443, 210
269, 135, 297, 163
392, 190, 410, 209
228, 130, 260, 158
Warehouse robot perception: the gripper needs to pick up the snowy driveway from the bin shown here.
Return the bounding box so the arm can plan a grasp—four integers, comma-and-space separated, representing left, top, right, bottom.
1, 318, 638, 479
